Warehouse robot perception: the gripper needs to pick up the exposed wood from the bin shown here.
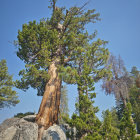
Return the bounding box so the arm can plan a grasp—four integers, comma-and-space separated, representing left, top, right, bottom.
36, 60, 61, 140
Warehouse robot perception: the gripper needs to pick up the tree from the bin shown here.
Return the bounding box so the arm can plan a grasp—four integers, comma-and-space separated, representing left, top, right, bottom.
15, 0, 109, 139
66, 89, 103, 139
101, 109, 119, 140
59, 85, 69, 124
0, 59, 19, 109
131, 66, 140, 88
129, 66, 140, 133
109, 107, 120, 129
68, 88, 102, 139
102, 54, 132, 107
129, 86, 140, 134
65, 43, 110, 139
102, 54, 137, 138
120, 102, 136, 140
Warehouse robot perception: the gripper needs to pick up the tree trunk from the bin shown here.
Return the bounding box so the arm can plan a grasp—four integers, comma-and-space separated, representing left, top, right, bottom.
35, 61, 61, 140
119, 92, 127, 107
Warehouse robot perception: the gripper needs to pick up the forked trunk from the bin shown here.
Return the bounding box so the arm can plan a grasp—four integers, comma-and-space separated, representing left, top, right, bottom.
35, 61, 61, 140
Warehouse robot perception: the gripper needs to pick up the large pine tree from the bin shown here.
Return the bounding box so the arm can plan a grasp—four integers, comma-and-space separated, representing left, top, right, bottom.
15, 0, 109, 139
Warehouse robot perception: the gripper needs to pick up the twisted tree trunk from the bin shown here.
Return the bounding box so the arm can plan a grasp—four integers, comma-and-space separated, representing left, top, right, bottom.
35, 60, 61, 140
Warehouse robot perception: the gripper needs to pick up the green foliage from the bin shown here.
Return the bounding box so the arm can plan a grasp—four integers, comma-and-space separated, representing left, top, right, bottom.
0, 59, 19, 109
65, 52, 106, 139
120, 102, 136, 139
15, 0, 110, 96
131, 66, 140, 79
59, 85, 69, 124
67, 94, 102, 139
135, 136, 140, 140
55, 2, 110, 137
14, 112, 35, 118
129, 66, 140, 134
110, 107, 120, 129
101, 109, 119, 139
129, 86, 140, 133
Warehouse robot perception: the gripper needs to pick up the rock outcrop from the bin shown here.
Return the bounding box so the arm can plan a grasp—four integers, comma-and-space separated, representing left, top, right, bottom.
42, 125, 66, 140
0, 115, 68, 140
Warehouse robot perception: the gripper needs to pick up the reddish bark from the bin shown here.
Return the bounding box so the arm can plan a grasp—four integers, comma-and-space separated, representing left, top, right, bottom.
35, 61, 61, 140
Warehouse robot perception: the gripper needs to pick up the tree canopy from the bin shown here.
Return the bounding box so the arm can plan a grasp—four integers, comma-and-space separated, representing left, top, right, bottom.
16, 0, 109, 96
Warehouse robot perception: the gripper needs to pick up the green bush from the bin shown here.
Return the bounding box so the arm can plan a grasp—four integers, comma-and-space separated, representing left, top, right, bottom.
14, 112, 35, 118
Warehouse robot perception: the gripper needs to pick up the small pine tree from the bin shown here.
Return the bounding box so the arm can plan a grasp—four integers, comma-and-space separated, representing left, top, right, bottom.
69, 94, 102, 140
101, 109, 119, 140
0, 59, 19, 109
66, 67, 103, 139
120, 102, 136, 140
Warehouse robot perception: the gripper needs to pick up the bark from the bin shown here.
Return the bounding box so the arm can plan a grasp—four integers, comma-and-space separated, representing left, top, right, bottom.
120, 92, 127, 107
35, 61, 61, 140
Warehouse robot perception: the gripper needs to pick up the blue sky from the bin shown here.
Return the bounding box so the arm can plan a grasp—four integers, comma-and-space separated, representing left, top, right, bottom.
0, 0, 140, 123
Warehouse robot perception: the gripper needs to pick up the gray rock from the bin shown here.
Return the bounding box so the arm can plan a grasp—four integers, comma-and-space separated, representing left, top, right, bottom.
0, 117, 20, 132
0, 115, 69, 140
0, 115, 38, 140
0, 118, 20, 140
12, 119, 38, 140
42, 124, 67, 140
21, 115, 36, 122
0, 126, 17, 140
61, 124, 76, 140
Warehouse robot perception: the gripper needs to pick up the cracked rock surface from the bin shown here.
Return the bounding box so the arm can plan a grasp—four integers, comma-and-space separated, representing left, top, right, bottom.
0, 115, 68, 140
0, 115, 38, 140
